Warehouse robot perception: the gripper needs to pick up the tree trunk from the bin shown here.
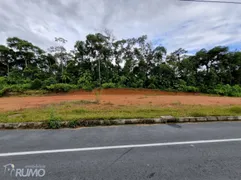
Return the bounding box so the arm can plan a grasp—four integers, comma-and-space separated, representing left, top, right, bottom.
7, 64, 9, 76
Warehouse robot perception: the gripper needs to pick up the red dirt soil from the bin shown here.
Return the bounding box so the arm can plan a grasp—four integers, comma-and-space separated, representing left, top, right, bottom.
1, 88, 241, 111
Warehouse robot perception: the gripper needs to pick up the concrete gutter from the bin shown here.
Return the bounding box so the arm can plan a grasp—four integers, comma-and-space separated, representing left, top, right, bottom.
1, 116, 241, 129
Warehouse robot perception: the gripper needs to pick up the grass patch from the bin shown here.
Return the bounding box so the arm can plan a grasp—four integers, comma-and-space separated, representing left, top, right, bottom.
0, 103, 241, 123
72, 109, 88, 114
229, 106, 241, 114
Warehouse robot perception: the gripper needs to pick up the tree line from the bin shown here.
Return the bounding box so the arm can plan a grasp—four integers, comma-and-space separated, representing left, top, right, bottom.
1, 33, 241, 96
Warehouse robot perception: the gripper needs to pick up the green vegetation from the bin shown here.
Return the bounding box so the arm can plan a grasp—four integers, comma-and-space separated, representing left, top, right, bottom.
46, 83, 78, 92
102, 82, 116, 89
1, 35, 241, 96
1, 100, 241, 123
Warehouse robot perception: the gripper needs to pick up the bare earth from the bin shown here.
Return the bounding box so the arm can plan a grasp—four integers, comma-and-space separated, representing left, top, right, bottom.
1, 89, 241, 111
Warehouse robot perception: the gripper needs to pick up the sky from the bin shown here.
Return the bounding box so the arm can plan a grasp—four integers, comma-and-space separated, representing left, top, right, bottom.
0, 0, 241, 53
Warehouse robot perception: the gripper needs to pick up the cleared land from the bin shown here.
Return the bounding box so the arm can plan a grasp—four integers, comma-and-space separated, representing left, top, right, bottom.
1, 88, 241, 123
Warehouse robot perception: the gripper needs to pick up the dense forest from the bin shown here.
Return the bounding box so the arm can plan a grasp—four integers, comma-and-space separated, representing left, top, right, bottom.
1, 33, 241, 96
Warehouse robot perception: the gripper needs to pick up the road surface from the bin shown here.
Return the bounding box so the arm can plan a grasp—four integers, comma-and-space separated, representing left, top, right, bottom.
0, 122, 241, 179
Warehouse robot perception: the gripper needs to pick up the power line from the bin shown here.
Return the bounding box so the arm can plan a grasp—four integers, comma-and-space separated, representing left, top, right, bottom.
180, 0, 241, 4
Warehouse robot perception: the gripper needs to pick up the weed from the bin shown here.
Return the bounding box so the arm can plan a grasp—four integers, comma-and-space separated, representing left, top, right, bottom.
68, 120, 78, 128
47, 108, 61, 129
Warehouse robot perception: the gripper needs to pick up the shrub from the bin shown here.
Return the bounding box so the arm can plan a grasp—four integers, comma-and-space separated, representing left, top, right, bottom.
0, 84, 32, 97
185, 86, 199, 92
8, 84, 31, 92
47, 109, 61, 129
212, 84, 241, 97
178, 84, 199, 92
31, 79, 42, 89
0, 87, 9, 97
102, 82, 116, 89
46, 83, 78, 92
68, 120, 78, 128
6, 70, 23, 84
0, 77, 7, 89
42, 77, 57, 89
78, 72, 94, 91
80, 84, 94, 91
148, 83, 156, 89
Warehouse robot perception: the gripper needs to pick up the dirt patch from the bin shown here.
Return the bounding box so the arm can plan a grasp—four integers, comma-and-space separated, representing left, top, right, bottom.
1, 88, 241, 112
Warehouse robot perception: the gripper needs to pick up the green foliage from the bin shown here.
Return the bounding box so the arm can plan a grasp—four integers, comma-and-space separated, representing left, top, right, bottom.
47, 120, 61, 129
179, 85, 199, 93
0, 84, 32, 96
8, 84, 31, 92
80, 84, 94, 91
6, 70, 24, 84
0, 77, 7, 87
78, 71, 94, 91
31, 79, 42, 89
0, 87, 9, 97
211, 84, 241, 97
47, 109, 61, 129
42, 77, 57, 89
148, 83, 157, 89
68, 120, 78, 128
1, 35, 241, 97
102, 82, 116, 89
177, 80, 199, 92
46, 83, 78, 92
0, 77, 7, 94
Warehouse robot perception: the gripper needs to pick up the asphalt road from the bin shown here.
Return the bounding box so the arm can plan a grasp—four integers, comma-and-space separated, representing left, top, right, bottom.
0, 122, 241, 180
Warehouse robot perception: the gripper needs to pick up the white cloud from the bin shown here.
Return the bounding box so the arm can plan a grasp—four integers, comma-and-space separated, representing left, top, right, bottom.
0, 0, 241, 53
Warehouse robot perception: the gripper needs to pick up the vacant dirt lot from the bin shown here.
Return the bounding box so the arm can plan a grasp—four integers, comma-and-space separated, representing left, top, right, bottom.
1, 89, 241, 111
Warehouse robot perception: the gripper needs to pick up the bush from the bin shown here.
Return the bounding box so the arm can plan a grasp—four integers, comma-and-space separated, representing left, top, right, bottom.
47, 119, 61, 129
148, 83, 156, 89
185, 86, 199, 92
47, 109, 61, 129
0, 84, 32, 97
78, 72, 94, 91
0, 77, 7, 89
102, 82, 116, 89
42, 77, 57, 89
178, 85, 199, 92
0, 87, 9, 97
211, 84, 241, 97
31, 79, 42, 89
46, 83, 78, 92
79, 84, 94, 91
68, 120, 78, 128
8, 84, 31, 92
6, 70, 23, 84
231, 85, 241, 97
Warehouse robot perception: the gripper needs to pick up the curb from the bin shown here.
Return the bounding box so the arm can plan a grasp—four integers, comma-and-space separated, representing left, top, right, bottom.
1, 116, 241, 129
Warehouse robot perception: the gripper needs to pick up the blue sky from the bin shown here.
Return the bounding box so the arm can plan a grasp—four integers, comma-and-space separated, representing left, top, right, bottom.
0, 0, 241, 54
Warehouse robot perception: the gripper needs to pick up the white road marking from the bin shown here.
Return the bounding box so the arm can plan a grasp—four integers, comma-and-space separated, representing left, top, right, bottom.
0, 138, 241, 157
